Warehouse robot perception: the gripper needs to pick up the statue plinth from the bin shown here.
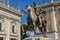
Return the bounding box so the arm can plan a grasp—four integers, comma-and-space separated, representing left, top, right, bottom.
23, 37, 52, 40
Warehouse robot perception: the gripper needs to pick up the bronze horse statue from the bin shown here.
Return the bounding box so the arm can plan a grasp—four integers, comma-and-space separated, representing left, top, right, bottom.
25, 2, 47, 37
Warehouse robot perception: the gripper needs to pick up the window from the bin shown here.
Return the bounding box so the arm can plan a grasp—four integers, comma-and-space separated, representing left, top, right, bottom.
59, 8, 60, 12
10, 38, 16, 40
0, 23, 2, 31
12, 25, 14, 33
0, 37, 3, 40
11, 21, 16, 33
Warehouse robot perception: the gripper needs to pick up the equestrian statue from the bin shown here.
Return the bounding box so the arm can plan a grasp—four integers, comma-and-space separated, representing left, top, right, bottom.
25, 2, 47, 37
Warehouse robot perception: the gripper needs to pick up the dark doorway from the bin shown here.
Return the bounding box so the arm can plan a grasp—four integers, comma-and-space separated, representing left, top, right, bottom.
0, 37, 3, 40
10, 38, 16, 40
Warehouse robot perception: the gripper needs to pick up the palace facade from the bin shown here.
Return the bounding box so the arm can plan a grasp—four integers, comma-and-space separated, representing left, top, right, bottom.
0, 1, 22, 40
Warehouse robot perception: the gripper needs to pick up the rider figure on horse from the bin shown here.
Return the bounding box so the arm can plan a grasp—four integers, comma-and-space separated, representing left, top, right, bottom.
34, 2, 47, 37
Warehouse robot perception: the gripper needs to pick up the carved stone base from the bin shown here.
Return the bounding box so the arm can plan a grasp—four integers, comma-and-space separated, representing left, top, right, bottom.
23, 37, 52, 40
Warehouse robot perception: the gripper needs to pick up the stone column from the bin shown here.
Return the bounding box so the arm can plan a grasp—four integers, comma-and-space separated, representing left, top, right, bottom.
6, 18, 10, 40
18, 21, 20, 40
51, 6, 58, 39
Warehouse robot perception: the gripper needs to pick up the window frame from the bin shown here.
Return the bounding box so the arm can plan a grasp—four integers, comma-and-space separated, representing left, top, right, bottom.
11, 21, 16, 33
0, 17, 4, 31
59, 8, 60, 12
12, 24, 15, 33
0, 22, 2, 31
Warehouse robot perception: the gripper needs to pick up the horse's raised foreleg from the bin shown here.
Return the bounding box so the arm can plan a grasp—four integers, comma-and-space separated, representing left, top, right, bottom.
33, 22, 36, 34
33, 22, 36, 30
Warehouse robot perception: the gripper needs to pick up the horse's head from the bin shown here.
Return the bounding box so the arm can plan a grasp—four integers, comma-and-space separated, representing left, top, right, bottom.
25, 5, 37, 22
25, 5, 34, 13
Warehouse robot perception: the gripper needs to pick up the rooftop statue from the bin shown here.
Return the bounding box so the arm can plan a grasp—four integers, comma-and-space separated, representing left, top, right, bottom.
25, 2, 47, 37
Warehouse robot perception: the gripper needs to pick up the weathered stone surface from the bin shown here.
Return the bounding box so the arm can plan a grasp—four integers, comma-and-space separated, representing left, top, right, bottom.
24, 37, 52, 40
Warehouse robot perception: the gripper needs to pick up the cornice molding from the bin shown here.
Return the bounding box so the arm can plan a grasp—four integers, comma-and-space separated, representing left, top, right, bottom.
0, 3, 22, 17
40, 2, 60, 8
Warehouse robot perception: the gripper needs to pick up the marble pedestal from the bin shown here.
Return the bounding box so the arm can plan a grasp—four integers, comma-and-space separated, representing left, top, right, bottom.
23, 37, 52, 40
